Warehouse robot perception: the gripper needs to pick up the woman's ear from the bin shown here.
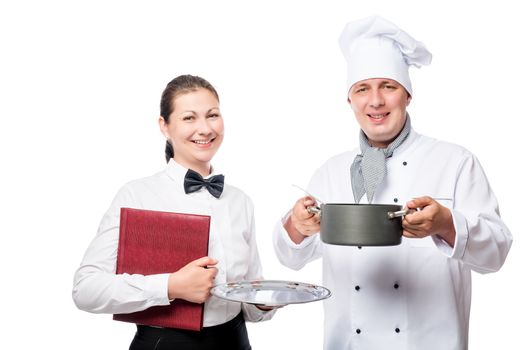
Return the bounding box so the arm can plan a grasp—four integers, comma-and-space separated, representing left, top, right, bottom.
406, 95, 412, 106
347, 96, 352, 105
159, 116, 169, 138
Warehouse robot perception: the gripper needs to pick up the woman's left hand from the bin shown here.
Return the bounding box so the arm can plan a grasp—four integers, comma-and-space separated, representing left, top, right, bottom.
402, 196, 456, 246
255, 304, 283, 311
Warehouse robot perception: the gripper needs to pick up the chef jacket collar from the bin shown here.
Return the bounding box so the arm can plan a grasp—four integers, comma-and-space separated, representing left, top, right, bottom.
392, 127, 418, 156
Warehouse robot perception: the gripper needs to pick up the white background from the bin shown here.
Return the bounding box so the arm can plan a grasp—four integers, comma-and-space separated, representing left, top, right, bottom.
1, 0, 522, 348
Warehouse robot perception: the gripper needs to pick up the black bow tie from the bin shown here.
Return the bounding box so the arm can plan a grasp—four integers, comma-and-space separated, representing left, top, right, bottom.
184, 169, 225, 199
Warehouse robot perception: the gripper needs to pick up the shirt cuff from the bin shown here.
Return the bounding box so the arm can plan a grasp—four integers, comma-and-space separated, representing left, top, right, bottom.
242, 303, 277, 322
147, 273, 172, 305
432, 209, 468, 259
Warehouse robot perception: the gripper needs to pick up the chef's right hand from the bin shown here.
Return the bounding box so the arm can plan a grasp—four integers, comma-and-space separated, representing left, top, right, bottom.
168, 256, 218, 303
284, 196, 321, 243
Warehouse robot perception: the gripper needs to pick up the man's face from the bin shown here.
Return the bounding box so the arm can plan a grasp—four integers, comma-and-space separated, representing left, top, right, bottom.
348, 78, 411, 148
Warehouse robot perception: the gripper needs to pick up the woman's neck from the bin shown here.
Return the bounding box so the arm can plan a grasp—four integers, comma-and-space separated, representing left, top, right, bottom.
173, 157, 211, 177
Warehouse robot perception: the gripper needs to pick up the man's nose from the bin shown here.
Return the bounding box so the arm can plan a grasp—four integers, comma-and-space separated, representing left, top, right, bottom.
369, 89, 385, 108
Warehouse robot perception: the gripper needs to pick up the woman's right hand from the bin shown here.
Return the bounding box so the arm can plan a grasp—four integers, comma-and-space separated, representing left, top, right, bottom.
167, 256, 218, 303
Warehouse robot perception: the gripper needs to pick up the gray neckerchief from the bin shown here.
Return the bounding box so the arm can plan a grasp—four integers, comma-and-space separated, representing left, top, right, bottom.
350, 114, 411, 203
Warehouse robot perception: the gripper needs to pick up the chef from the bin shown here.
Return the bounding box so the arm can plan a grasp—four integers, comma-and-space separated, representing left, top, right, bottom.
273, 16, 513, 349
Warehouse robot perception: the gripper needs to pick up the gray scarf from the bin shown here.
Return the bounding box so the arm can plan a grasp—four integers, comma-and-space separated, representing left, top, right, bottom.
350, 114, 411, 203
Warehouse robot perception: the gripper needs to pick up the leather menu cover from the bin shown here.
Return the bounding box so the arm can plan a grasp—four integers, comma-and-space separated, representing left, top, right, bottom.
113, 207, 210, 331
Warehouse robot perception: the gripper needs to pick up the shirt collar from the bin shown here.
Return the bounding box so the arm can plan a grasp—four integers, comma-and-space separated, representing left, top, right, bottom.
165, 158, 188, 185
165, 159, 222, 195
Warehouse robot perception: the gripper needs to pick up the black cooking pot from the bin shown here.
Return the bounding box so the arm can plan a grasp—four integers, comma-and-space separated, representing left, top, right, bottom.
307, 203, 412, 246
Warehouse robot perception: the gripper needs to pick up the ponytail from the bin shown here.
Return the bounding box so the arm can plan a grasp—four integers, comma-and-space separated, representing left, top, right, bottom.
165, 140, 174, 163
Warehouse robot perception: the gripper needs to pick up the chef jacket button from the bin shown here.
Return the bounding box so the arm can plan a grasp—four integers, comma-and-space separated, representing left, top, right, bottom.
358, 246, 362, 249
356, 329, 361, 334
394, 283, 399, 289
395, 328, 400, 333
402, 161, 407, 166
393, 198, 398, 203
355, 285, 360, 291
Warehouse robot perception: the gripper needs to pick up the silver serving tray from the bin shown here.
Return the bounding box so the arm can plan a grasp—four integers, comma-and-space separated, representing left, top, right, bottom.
211, 280, 331, 307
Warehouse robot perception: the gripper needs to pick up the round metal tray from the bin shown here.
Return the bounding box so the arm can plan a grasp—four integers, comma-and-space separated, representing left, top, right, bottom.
211, 280, 331, 307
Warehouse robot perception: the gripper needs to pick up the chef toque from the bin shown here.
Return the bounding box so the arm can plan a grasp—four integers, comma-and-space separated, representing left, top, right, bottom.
339, 16, 432, 95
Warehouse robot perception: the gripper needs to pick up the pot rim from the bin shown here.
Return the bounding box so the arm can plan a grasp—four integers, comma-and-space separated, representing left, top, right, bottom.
322, 203, 401, 208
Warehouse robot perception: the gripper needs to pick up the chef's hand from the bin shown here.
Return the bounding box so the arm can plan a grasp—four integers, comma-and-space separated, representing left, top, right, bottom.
284, 196, 321, 244
402, 196, 456, 246
167, 256, 218, 303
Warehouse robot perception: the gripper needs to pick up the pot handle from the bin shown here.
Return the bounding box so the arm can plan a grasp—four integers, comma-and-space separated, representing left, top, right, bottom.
306, 206, 322, 215
387, 208, 416, 219
292, 185, 325, 205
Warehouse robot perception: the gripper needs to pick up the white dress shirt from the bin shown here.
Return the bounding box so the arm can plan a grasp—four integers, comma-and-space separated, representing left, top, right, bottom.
73, 159, 274, 326
273, 129, 512, 350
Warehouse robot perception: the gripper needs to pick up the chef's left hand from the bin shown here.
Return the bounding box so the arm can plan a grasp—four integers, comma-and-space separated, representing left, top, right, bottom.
402, 196, 456, 246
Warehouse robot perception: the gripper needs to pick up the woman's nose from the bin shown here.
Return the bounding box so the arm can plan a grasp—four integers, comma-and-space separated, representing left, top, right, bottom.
197, 119, 213, 135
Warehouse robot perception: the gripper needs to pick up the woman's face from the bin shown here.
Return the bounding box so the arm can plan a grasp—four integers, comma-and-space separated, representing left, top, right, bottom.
159, 88, 224, 174
348, 78, 411, 148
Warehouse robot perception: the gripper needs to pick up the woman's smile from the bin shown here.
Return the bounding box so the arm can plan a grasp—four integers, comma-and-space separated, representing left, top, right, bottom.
192, 137, 216, 146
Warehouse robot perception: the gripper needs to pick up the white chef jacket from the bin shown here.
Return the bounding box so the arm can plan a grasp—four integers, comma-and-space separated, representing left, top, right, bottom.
73, 159, 274, 326
274, 129, 512, 350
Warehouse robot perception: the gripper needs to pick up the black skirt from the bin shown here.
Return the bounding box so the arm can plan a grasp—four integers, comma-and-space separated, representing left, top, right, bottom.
129, 313, 251, 350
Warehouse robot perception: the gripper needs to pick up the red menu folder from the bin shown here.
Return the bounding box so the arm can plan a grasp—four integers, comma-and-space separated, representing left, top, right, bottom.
113, 207, 210, 331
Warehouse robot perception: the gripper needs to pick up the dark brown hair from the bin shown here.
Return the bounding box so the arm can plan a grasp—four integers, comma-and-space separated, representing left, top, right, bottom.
160, 75, 220, 163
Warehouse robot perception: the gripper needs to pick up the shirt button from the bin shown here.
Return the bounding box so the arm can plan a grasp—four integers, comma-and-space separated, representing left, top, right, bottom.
394, 283, 399, 289
355, 285, 360, 291
402, 161, 407, 166
395, 328, 400, 333
356, 329, 361, 334
393, 198, 398, 203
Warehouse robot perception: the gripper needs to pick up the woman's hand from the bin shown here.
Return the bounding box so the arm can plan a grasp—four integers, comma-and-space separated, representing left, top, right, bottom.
402, 196, 456, 246
284, 196, 321, 244
168, 256, 218, 303
255, 304, 283, 311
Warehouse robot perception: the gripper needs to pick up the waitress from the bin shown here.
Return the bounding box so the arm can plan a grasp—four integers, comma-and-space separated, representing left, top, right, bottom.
273, 16, 512, 349
73, 74, 276, 350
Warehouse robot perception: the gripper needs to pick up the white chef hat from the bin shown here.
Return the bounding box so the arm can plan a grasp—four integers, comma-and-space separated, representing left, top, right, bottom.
339, 16, 432, 95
